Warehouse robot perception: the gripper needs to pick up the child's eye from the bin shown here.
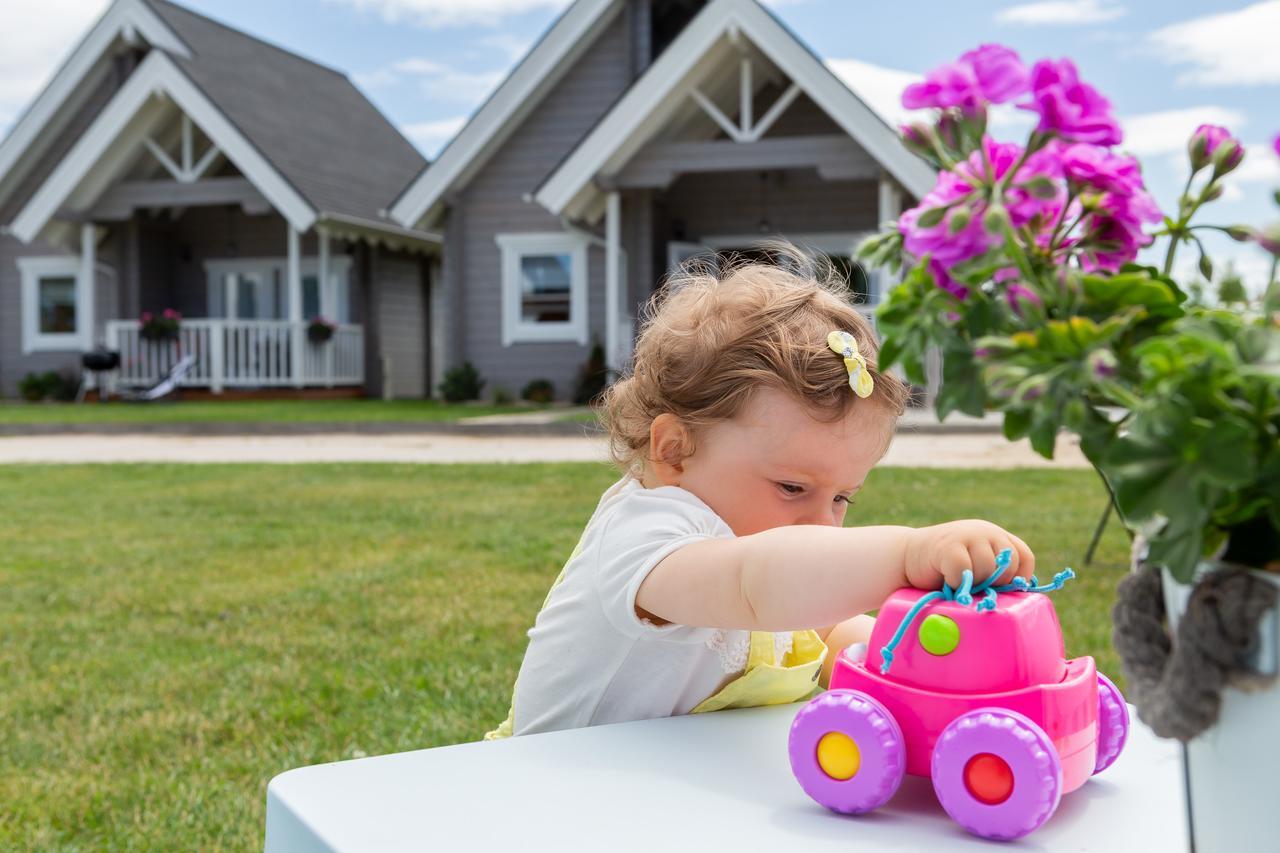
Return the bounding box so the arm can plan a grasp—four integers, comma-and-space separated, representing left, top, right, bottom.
834, 495, 851, 505
777, 482, 804, 496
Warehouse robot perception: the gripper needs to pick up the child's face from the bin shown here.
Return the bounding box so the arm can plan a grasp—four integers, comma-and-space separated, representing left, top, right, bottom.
674, 387, 892, 536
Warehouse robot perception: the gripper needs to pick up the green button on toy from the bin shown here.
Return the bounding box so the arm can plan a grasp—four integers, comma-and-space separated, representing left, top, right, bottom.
919, 613, 960, 656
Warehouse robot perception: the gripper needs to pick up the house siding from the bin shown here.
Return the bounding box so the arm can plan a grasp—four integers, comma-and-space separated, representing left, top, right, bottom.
661, 170, 879, 240
0, 52, 135, 396
375, 248, 428, 399
452, 11, 633, 400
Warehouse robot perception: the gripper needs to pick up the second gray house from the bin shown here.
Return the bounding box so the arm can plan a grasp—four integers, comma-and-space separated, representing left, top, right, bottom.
0, 0, 932, 400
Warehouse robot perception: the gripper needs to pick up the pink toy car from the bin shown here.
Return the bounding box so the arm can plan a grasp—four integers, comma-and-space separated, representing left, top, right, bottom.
788, 575, 1129, 841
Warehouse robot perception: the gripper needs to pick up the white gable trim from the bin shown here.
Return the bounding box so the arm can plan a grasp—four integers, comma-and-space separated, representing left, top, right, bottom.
535, 0, 935, 219
11, 51, 316, 244
0, 0, 190, 209
388, 0, 624, 230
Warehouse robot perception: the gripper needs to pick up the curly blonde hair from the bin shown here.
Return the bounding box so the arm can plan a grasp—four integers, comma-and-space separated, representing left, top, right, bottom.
599, 244, 909, 475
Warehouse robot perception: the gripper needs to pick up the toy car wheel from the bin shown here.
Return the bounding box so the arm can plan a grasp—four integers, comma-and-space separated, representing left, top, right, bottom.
931, 708, 1063, 841
788, 689, 905, 815
1093, 673, 1130, 775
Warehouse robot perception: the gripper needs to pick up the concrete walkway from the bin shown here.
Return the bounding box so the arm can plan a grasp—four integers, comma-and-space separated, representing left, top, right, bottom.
0, 429, 1088, 467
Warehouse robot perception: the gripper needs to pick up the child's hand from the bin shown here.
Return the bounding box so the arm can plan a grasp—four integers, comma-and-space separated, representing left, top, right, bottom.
903, 520, 1035, 591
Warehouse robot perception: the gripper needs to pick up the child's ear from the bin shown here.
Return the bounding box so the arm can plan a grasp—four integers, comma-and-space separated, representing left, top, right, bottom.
648, 413, 689, 486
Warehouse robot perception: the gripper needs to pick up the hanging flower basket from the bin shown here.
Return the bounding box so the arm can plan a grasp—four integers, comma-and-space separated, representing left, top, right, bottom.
139, 308, 181, 342
307, 316, 337, 344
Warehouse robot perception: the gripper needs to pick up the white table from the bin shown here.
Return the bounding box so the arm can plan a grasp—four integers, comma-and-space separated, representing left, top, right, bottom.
265, 703, 1187, 852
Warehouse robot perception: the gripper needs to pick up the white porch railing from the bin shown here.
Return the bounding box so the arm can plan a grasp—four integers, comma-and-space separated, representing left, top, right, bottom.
104, 319, 364, 391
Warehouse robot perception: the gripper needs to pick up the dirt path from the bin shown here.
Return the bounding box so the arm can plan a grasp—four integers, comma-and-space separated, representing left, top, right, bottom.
0, 431, 1089, 467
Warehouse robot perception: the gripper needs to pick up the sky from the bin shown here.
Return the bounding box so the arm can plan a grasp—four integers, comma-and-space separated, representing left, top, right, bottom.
2, 0, 1278, 291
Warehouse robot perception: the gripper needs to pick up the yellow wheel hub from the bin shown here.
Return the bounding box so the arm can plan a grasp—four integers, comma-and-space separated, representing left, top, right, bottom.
816, 731, 861, 780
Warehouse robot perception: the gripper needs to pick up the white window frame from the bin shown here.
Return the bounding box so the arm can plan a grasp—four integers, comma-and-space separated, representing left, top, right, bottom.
19, 256, 105, 353
496, 232, 589, 346
203, 256, 353, 322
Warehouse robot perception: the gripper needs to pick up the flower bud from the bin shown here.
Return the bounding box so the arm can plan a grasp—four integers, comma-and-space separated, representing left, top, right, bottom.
947, 206, 973, 234
1198, 253, 1213, 281
1203, 181, 1224, 202
1210, 139, 1245, 178
983, 204, 1011, 235
1226, 225, 1256, 242
1024, 176, 1058, 200
1187, 131, 1210, 172
917, 206, 949, 228
1087, 349, 1118, 379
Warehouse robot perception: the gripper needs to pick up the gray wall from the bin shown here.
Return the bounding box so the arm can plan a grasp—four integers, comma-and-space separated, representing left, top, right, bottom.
0, 51, 133, 396
376, 248, 428, 398
451, 11, 633, 400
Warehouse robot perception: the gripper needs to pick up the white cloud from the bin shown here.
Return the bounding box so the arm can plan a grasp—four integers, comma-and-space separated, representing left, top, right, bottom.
325, 0, 571, 28
826, 58, 922, 128
355, 56, 505, 102
0, 0, 109, 137
1119, 106, 1248, 157
402, 116, 467, 158
996, 0, 1126, 25
476, 33, 533, 62
1149, 1, 1280, 86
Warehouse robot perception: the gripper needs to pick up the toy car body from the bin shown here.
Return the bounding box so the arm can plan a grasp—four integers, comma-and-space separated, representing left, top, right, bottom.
788, 587, 1130, 841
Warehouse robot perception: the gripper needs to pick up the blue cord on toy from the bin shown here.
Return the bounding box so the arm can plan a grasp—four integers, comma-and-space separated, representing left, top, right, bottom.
878, 548, 1075, 674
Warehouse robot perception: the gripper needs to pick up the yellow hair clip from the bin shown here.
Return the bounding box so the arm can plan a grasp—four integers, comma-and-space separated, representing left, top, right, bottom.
827, 330, 875, 399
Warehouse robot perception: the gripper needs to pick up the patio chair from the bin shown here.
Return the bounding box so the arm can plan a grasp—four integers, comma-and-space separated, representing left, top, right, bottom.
114, 353, 197, 402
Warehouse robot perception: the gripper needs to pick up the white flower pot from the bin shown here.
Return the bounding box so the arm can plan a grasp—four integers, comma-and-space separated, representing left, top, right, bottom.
1163, 566, 1280, 852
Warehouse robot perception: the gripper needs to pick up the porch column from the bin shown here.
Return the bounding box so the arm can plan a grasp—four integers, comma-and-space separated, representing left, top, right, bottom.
287, 223, 303, 387
318, 227, 334, 387
605, 190, 621, 372
80, 223, 96, 350
318, 227, 332, 319
875, 175, 903, 304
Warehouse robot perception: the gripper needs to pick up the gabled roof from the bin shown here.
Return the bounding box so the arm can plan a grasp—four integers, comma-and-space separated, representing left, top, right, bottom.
3, 0, 431, 244
388, 0, 626, 230
143, 0, 425, 224
536, 0, 935, 219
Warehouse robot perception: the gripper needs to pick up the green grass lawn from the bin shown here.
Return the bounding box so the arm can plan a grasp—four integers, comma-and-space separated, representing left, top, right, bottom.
0, 463, 1131, 849
0, 399, 549, 425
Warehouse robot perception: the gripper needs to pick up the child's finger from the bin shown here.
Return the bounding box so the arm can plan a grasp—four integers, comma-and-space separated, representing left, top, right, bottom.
939, 542, 974, 589
967, 540, 997, 586
993, 540, 1019, 584
1009, 533, 1036, 580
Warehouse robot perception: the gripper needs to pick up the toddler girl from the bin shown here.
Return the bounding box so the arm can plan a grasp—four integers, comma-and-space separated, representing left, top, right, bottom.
486, 248, 1035, 739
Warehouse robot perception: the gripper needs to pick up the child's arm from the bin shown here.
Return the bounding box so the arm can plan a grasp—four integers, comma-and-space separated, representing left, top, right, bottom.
635, 520, 1035, 633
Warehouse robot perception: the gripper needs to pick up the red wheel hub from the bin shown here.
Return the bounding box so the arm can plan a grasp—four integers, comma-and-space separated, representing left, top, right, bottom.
963, 753, 1014, 805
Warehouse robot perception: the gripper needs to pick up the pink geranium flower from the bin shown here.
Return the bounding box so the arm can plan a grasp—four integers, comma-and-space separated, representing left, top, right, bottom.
900, 138, 1065, 278
1020, 59, 1122, 146
902, 44, 1029, 115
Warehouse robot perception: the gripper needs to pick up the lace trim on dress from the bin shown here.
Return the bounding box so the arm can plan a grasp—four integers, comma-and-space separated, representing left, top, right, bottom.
705, 629, 794, 674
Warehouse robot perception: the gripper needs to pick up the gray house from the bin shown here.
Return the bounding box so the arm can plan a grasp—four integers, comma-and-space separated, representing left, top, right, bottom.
0, 0, 439, 399
0, 0, 933, 401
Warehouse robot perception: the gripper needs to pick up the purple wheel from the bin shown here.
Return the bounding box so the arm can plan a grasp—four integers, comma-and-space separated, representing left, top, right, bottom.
788, 689, 905, 815
1094, 673, 1129, 775
931, 708, 1062, 841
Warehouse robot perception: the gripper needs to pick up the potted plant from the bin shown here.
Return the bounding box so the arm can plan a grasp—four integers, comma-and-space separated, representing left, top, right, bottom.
139, 308, 181, 342
307, 316, 337, 345
857, 44, 1279, 848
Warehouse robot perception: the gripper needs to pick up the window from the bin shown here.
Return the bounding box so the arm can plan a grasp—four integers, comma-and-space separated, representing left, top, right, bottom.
205, 257, 352, 322
19, 257, 94, 353
497, 233, 588, 345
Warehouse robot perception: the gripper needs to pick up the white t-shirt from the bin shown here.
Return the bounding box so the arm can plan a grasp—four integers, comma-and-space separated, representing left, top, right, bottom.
511, 476, 794, 736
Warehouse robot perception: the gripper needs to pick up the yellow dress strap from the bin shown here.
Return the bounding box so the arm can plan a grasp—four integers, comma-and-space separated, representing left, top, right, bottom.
689, 628, 827, 715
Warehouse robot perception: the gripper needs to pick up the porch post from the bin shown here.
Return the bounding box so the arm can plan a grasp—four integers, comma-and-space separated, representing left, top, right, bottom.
605, 190, 621, 371
287, 223, 303, 387
80, 223, 96, 350
318, 227, 334, 387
